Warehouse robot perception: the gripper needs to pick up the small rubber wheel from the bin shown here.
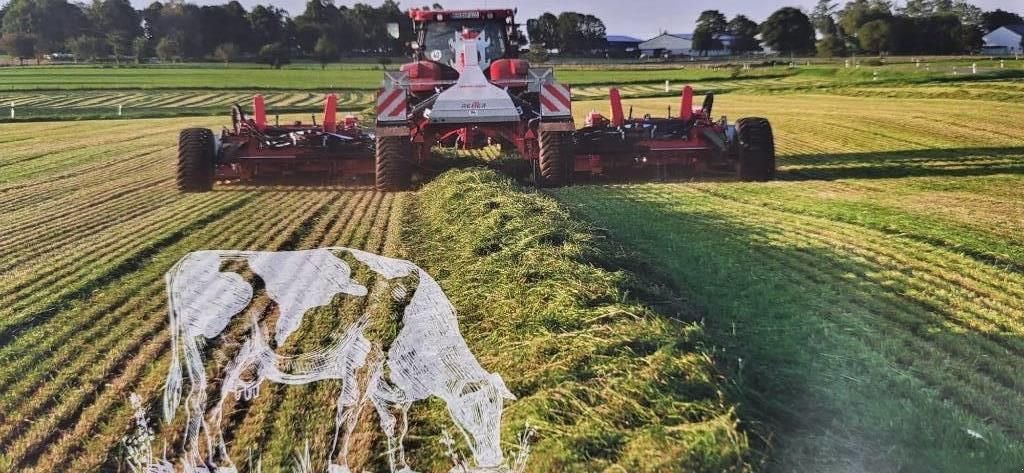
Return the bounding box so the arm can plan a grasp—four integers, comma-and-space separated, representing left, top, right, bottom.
376, 135, 411, 191
735, 117, 776, 181
538, 129, 573, 187
177, 128, 215, 192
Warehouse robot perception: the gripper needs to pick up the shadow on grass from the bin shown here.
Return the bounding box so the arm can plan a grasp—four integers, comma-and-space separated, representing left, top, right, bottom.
780, 146, 1024, 181
554, 186, 1024, 472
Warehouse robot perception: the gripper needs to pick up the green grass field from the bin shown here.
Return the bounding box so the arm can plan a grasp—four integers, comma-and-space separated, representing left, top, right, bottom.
1, 62, 1023, 472
557, 93, 1024, 471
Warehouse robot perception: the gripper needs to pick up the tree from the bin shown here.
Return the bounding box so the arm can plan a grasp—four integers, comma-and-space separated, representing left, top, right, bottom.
727, 15, 761, 53
1, 0, 87, 54
313, 36, 337, 69
811, 0, 840, 35
693, 10, 727, 55
0, 32, 35, 65
761, 7, 816, 56
214, 43, 238, 66
258, 42, 290, 69
525, 43, 549, 62
816, 34, 848, 57
132, 36, 148, 64
956, 22, 985, 52
857, 19, 892, 53
899, 0, 934, 17
67, 35, 106, 62
155, 37, 180, 63
982, 9, 1024, 33
839, 0, 892, 38
527, 12, 559, 49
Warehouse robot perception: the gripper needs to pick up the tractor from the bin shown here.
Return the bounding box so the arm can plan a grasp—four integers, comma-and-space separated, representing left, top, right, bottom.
374, 8, 576, 190
373, 7, 775, 189
176, 7, 775, 192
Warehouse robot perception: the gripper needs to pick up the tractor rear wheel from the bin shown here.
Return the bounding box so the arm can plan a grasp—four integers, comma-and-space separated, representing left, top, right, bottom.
735, 117, 776, 181
538, 129, 573, 187
376, 135, 411, 191
177, 128, 215, 192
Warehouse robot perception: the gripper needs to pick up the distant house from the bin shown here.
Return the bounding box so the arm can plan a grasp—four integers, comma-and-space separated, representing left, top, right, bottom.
638, 32, 731, 58
605, 35, 643, 58
983, 24, 1024, 55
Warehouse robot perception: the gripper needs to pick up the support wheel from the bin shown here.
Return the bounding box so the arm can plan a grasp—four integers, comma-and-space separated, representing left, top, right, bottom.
177, 128, 215, 192
376, 135, 411, 191
538, 129, 573, 187
735, 117, 775, 181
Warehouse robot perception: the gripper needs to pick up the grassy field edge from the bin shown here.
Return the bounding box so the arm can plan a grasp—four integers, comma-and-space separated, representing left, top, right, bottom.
400, 168, 753, 472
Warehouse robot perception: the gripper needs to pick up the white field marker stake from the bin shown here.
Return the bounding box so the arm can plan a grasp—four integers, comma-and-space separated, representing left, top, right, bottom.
9, 102, 14, 119
118, 104, 123, 116
664, 80, 669, 92
972, 63, 977, 74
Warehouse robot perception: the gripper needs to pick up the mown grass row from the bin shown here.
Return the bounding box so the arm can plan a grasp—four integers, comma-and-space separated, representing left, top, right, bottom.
400, 168, 752, 472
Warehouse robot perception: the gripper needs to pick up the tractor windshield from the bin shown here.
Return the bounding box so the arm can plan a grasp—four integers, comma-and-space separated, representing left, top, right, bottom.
423, 20, 508, 69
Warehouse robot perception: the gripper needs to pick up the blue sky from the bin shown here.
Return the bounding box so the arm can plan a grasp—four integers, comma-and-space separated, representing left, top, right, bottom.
141, 1, 1023, 39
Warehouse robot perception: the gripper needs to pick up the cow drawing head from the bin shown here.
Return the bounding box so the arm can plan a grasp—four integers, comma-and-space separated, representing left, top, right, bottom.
448, 372, 517, 468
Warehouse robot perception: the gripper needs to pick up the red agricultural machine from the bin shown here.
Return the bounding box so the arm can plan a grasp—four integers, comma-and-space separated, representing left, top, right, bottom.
176, 95, 375, 191
176, 7, 775, 192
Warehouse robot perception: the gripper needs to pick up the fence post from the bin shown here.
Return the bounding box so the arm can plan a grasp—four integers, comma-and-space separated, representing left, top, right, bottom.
972, 63, 977, 74
118, 104, 123, 117
9, 102, 13, 119
664, 80, 669, 93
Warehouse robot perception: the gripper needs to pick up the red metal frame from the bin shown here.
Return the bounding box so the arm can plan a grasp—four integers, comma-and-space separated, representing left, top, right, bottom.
215, 96, 375, 182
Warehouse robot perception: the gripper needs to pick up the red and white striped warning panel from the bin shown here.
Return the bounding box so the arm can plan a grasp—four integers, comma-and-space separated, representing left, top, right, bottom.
539, 83, 572, 117
376, 88, 407, 122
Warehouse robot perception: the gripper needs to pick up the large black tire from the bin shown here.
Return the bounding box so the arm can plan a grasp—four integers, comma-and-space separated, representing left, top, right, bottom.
177, 128, 215, 192
375, 135, 411, 191
538, 129, 573, 187
735, 117, 776, 182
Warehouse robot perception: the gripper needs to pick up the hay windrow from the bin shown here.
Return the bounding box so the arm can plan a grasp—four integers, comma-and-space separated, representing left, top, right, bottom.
402, 168, 752, 472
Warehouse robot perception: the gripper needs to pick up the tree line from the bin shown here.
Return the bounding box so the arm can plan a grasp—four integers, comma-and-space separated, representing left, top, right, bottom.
0, 0, 1021, 66
749, 1, 1022, 57
0, 0, 413, 67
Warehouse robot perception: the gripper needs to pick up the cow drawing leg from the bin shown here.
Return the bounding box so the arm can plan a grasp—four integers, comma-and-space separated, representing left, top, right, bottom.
207, 336, 261, 472
393, 401, 415, 473
328, 366, 365, 472
182, 337, 216, 472
368, 361, 417, 473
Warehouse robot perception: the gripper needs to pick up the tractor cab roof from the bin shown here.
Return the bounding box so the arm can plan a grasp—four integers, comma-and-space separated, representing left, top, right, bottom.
409, 8, 516, 23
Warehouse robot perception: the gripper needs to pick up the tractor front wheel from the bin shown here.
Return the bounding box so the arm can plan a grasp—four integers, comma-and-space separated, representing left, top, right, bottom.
177, 128, 215, 192
376, 135, 411, 191
538, 129, 573, 187
735, 117, 776, 181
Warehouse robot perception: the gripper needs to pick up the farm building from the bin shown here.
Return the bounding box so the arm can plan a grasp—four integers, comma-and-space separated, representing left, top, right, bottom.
605, 35, 644, 58
638, 33, 731, 58
983, 24, 1024, 55
639, 33, 693, 57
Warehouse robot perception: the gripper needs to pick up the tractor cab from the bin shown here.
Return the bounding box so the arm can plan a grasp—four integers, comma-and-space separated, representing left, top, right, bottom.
408, 9, 521, 73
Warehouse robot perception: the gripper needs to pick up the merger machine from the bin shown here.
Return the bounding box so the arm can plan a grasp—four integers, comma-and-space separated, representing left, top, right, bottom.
177, 6, 776, 192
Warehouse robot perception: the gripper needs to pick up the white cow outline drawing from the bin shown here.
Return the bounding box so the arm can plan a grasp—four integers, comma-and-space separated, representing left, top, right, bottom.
162, 248, 515, 473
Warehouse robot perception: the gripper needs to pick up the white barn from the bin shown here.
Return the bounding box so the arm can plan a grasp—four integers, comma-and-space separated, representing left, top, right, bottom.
639, 32, 731, 58
639, 33, 694, 57
983, 24, 1024, 55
